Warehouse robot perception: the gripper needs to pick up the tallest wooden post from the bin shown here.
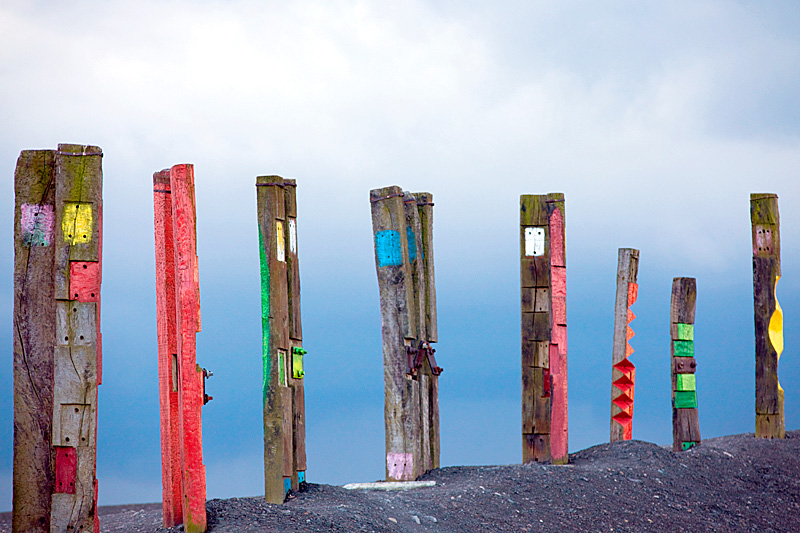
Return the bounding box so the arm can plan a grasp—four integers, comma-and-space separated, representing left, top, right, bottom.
13, 144, 103, 532
751, 193, 784, 439
371, 186, 441, 481
520, 193, 568, 464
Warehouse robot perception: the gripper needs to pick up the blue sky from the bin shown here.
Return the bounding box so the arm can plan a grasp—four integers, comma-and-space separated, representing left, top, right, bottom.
1, 0, 800, 510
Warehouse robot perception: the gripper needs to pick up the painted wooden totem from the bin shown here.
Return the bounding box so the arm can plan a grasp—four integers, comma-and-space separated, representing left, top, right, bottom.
256, 176, 307, 503
153, 164, 209, 532
670, 277, 701, 451
370, 186, 441, 481
13, 144, 103, 532
610, 248, 639, 442
520, 193, 568, 464
750, 193, 784, 438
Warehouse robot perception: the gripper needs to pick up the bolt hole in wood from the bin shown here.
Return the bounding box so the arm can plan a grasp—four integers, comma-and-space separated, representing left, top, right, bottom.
65, 336, 69, 341
82, 264, 87, 269
65, 437, 70, 443
74, 407, 79, 413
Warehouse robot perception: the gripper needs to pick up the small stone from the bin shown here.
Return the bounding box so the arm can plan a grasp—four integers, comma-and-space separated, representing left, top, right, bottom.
388, 517, 397, 523
423, 515, 438, 523
412, 515, 421, 524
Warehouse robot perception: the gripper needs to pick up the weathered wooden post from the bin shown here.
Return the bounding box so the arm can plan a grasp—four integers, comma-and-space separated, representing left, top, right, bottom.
610, 248, 639, 442
256, 176, 307, 503
13, 144, 103, 532
750, 193, 785, 439
371, 186, 442, 481
520, 193, 568, 464
670, 277, 700, 451
153, 164, 208, 532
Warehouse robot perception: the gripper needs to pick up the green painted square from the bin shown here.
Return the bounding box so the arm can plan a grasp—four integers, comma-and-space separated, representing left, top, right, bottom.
677, 374, 696, 392
676, 323, 694, 341
681, 441, 696, 451
278, 350, 287, 386
674, 391, 697, 409
673, 340, 695, 358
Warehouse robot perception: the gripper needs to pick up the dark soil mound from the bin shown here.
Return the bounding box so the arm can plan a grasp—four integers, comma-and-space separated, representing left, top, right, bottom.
3, 431, 799, 532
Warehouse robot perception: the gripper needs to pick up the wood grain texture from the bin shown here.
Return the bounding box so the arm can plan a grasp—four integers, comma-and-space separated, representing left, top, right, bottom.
13, 149, 57, 533
520, 194, 567, 464
610, 249, 639, 443
371, 186, 416, 481
256, 176, 289, 503
750, 193, 784, 439
170, 164, 206, 532
153, 170, 183, 527
14, 146, 102, 532
670, 277, 701, 451
414, 192, 438, 343
548, 198, 568, 465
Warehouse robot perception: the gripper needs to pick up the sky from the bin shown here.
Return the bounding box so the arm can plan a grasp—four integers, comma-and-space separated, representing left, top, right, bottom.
1, 0, 800, 511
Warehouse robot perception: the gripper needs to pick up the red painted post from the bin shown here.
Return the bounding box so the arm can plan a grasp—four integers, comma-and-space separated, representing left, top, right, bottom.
153, 164, 207, 532
153, 170, 182, 527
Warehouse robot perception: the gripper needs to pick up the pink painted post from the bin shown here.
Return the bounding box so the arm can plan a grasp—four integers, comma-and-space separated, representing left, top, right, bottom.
548, 200, 568, 464
153, 170, 182, 527
153, 164, 207, 532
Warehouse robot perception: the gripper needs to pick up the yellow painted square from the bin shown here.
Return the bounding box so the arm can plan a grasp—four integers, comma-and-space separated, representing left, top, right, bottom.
62, 203, 93, 244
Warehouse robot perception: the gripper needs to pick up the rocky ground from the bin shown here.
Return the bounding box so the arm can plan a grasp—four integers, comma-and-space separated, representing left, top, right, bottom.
2, 431, 799, 532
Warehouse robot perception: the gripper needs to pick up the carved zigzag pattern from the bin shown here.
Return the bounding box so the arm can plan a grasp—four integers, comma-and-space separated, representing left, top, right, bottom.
612, 282, 638, 439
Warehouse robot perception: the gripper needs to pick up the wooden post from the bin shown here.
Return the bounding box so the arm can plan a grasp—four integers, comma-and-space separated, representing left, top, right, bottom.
751, 193, 784, 439
521, 193, 568, 464
13, 144, 102, 532
670, 277, 700, 451
256, 176, 307, 503
371, 186, 441, 481
154, 164, 207, 532
610, 248, 639, 442
153, 170, 182, 527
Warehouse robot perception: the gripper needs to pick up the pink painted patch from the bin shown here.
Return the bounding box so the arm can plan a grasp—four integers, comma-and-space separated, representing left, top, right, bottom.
55, 446, 77, 494
552, 296, 566, 326
69, 261, 101, 302
387, 452, 414, 481
551, 267, 566, 298
549, 208, 564, 267
20, 203, 54, 247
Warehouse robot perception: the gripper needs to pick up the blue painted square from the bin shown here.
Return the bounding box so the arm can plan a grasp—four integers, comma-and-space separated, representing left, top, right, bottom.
283, 477, 291, 494
375, 230, 402, 267
298, 471, 305, 483
406, 227, 417, 262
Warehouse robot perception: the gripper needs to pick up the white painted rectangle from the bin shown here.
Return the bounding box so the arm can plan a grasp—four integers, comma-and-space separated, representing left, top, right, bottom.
525, 227, 545, 256
289, 218, 297, 254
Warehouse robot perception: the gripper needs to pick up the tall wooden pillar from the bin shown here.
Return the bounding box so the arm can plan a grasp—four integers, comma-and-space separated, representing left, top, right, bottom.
610, 248, 639, 442
371, 186, 441, 481
521, 193, 568, 464
670, 277, 700, 451
750, 193, 784, 438
154, 164, 207, 532
256, 176, 307, 504
13, 144, 103, 532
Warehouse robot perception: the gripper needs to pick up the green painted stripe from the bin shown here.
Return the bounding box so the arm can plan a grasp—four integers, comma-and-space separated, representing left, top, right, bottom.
259, 228, 270, 404
673, 340, 694, 358
676, 323, 694, 341
674, 391, 697, 409
681, 441, 697, 451
677, 374, 696, 391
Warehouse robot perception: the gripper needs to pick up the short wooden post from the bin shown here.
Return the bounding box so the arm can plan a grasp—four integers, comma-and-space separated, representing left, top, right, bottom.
371, 186, 442, 481
154, 164, 207, 532
670, 277, 700, 451
256, 176, 307, 503
13, 144, 103, 532
751, 193, 784, 438
610, 248, 639, 442
520, 193, 568, 464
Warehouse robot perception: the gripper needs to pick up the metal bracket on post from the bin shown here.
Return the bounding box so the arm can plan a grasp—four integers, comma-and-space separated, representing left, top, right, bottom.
203, 368, 213, 405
